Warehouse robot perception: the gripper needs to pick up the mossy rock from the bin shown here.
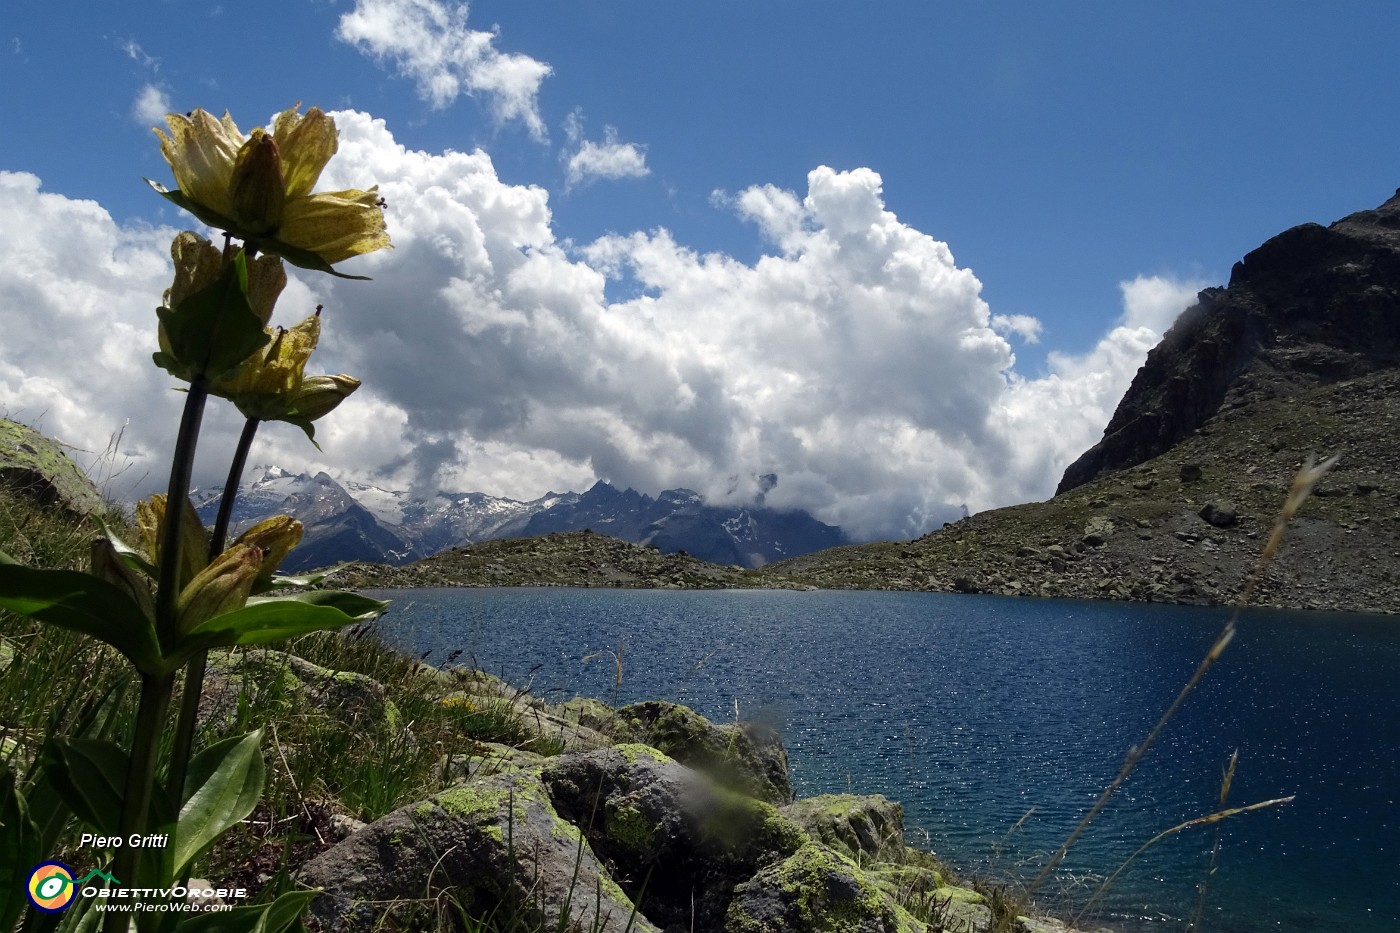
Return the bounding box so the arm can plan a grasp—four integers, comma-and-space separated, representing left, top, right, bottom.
863, 863, 943, 901
725, 842, 928, 933
782, 794, 907, 863
542, 746, 807, 932
301, 769, 657, 932
200, 649, 400, 736
617, 700, 792, 804
438, 741, 549, 781
439, 676, 616, 752
554, 695, 626, 738
0, 419, 102, 516
933, 886, 993, 933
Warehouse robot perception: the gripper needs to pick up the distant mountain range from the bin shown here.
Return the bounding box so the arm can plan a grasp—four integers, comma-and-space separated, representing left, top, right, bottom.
193, 467, 847, 571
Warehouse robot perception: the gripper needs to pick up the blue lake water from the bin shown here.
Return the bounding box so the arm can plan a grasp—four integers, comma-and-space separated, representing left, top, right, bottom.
368, 587, 1400, 933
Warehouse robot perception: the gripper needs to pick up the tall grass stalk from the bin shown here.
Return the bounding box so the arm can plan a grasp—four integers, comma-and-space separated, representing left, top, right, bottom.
1072, 793, 1294, 928
1010, 454, 1338, 930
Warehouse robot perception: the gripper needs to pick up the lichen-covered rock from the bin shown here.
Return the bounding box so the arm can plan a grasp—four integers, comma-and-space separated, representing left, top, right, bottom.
440, 683, 618, 752
554, 695, 626, 737
862, 862, 943, 906
438, 741, 548, 782
0, 418, 103, 516
200, 649, 400, 735
932, 885, 993, 933
724, 842, 928, 933
781, 794, 907, 863
542, 745, 807, 932
518, 706, 618, 751
299, 769, 656, 932
616, 700, 792, 804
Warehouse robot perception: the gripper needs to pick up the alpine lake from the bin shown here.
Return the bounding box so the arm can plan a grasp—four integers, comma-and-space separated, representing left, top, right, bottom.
368, 587, 1400, 933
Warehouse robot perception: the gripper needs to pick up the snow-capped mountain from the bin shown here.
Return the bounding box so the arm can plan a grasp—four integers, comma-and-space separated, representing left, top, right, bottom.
194, 467, 845, 571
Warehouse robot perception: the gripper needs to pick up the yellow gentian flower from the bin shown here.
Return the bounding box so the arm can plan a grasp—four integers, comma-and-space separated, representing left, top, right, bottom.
136, 495, 211, 591
214, 313, 322, 418
211, 311, 361, 443
231, 515, 305, 587
150, 105, 391, 277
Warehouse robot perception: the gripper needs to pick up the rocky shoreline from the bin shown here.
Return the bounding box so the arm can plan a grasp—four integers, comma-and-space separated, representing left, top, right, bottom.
222, 647, 1107, 933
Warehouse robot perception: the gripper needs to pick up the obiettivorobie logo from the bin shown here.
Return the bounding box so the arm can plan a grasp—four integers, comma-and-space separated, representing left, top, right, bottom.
23, 862, 245, 915
25, 863, 120, 913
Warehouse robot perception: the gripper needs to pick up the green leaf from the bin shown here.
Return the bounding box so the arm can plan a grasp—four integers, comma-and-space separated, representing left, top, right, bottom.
259, 564, 349, 591
173, 731, 265, 877
50, 896, 101, 933
175, 597, 384, 660
41, 740, 123, 839
0, 566, 162, 673
156, 251, 269, 382
257, 234, 371, 281
145, 180, 241, 236
43, 738, 176, 842
283, 417, 320, 450
175, 890, 317, 933
0, 764, 41, 933
41, 741, 177, 904
246, 590, 388, 618
42, 739, 129, 835
97, 520, 158, 579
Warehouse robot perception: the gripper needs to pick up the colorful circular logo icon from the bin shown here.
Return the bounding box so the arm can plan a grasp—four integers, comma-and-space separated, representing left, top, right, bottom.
26, 862, 76, 913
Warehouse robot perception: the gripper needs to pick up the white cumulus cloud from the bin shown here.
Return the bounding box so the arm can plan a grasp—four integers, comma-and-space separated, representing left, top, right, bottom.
0, 112, 1207, 542
336, 0, 551, 139
991, 313, 1042, 344
562, 111, 649, 187
131, 84, 170, 126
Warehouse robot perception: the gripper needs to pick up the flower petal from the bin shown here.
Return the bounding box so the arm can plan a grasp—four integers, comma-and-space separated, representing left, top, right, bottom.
156, 110, 242, 219
273, 106, 338, 200
246, 254, 287, 327
213, 313, 322, 418
166, 231, 224, 309
278, 187, 391, 265
229, 129, 286, 234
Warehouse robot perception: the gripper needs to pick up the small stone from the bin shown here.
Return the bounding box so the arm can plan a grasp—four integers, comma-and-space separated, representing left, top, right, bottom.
1199, 502, 1238, 528
952, 575, 981, 593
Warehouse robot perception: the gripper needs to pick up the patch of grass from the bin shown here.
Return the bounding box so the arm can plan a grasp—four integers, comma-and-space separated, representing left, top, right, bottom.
0, 485, 569, 913
0, 489, 139, 775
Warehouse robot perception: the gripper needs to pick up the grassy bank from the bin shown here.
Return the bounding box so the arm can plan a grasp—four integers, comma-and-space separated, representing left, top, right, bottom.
0, 486, 565, 918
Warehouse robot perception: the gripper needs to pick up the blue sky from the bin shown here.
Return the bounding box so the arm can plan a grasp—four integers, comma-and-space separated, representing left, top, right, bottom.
3, 2, 1398, 539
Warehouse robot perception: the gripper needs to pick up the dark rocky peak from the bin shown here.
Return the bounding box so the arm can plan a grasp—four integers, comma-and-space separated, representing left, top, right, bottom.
658, 488, 704, 508
581, 480, 648, 507
1059, 188, 1400, 493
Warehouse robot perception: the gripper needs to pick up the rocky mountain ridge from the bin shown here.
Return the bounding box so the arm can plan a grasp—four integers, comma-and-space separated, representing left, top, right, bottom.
774, 189, 1400, 614
194, 467, 847, 572
1060, 188, 1400, 492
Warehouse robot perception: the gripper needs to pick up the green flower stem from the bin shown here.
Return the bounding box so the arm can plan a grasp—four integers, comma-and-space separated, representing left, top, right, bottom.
154, 375, 210, 648
165, 416, 261, 811
105, 672, 175, 933
107, 374, 206, 932
210, 417, 261, 554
